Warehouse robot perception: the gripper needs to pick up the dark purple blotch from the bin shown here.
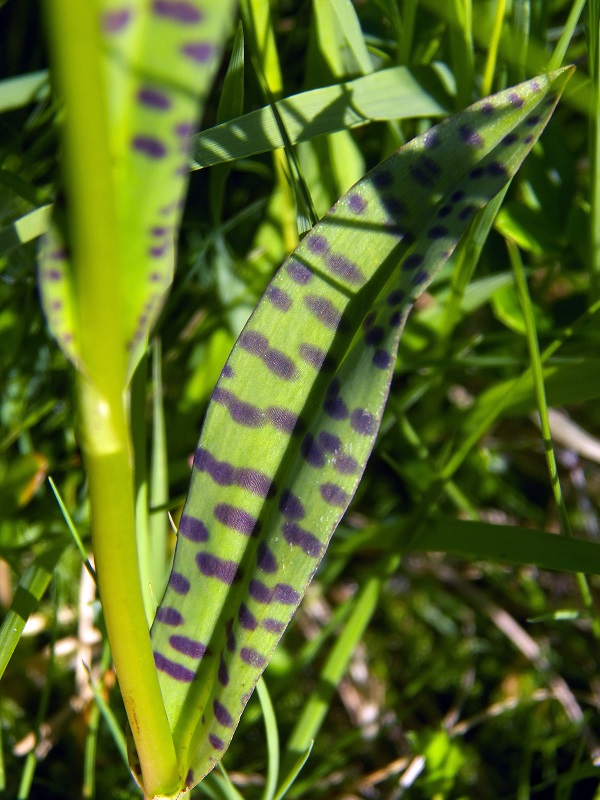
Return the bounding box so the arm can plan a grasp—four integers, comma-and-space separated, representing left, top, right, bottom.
427, 225, 448, 240
214, 503, 260, 537
153, 0, 202, 22
387, 289, 405, 306
267, 406, 299, 434
213, 700, 234, 728
351, 408, 376, 436
304, 295, 341, 330
263, 618, 285, 633
182, 42, 215, 63
179, 513, 209, 542
240, 647, 266, 668
279, 489, 305, 519
459, 125, 484, 148
373, 170, 393, 188
154, 651, 195, 682
102, 8, 131, 33
423, 129, 441, 149
487, 162, 507, 178
239, 603, 258, 631
301, 432, 326, 468
209, 733, 225, 751
249, 579, 272, 603
274, 584, 300, 605
318, 431, 342, 453
333, 453, 359, 475
412, 270, 429, 287
218, 655, 229, 686
373, 350, 392, 370
306, 234, 330, 255
267, 285, 292, 312
138, 87, 171, 110
240, 330, 269, 356
257, 542, 278, 573
196, 552, 239, 584
348, 193, 367, 213
298, 343, 328, 370
402, 253, 424, 272
327, 254, 364, 285
169, 635, 206, 659
156, 607, 183, 626
263, 348, 298, 380
283, 522, 322, 557
287, 259, 312, 285
320, 482, 349, 507
508, 91, 524, 108
169, 571, 190, 595
132, 135, 166, 159
364, 326, 385, 347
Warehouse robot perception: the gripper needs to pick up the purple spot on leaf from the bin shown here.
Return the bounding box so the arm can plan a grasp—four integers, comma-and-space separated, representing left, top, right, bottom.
351, 408, 376, 436
327, 254, 364, 285
365, 326, 385, 347
264, 618, 285, 633
153, 0, 202, 23
373, 350, 392, 369
508, 91, 524, 108
263, 348, 298, 379
209, 734, 225, 751
257, 542, 278, 573
333, 453, 359, 475
132, 135, 166, 158
169, 635, 206, 659
304, 295, 341, 330
218, 656, 229, 686
387, 289, 405, 306
320, 483, 348, 507
427, 225, 448, 240
402, 253, 424, 272
138, 87, 171, 110
249, 579, 272, 603
348, 193, 367, 213
283, 522, 322, 557
279, 489, 305, 519
307, 234, 330, 255
239, 603, 258, 631
301, 433, 325, 468
298, 343, 328, 370
154, 651, 195, 682
274, 584, 300, 605
156, 607, 183, 626
267, 406, 299, 434
213, 700, 234, 727
373, 170, 393, 187
169, 571, 190, 595
318, 431, 342, 453
267, 285, 292, 311
182, 42, 215, 63
196, 552, 239, 584
102, 8, 131, 33
459, 125, 484, 148
240, 330, 269, 356
179, 513, 209, 542
240, 647, 266, 668
287, 259, 312, 285
214, 503, 260, 536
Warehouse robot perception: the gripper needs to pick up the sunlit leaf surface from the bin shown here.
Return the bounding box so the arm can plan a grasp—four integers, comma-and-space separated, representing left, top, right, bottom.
151, 68, 572, 787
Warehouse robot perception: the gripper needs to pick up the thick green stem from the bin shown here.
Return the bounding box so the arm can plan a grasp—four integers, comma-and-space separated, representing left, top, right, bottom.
46, 2, 180, 795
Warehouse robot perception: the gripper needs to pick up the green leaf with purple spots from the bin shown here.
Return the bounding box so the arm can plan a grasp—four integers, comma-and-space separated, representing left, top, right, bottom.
38, 0, 236, 381
151, 67, 573, 789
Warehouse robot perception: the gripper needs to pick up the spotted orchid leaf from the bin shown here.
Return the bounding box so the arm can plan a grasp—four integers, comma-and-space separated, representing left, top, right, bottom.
151, 68, 572, 789
38, 0, 236, 381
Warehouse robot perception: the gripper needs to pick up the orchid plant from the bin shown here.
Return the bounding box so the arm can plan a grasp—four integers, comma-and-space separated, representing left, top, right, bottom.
0, 1, 577, 798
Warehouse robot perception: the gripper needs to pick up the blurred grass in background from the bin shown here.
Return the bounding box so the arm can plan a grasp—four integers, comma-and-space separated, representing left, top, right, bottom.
1, 0, 600, 798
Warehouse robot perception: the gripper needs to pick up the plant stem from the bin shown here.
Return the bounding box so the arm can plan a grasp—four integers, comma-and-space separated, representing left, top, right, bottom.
45, 2, 180, 795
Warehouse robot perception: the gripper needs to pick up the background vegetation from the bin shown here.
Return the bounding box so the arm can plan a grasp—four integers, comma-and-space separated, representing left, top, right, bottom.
1, 0, 600, 798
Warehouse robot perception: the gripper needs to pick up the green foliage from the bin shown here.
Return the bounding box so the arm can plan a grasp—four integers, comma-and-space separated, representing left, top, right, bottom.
1, 1, 600, 799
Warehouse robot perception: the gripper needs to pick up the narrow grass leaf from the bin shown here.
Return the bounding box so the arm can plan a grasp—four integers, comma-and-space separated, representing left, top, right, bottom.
0, 205, 52, 255
0, 70, 48, 112
151, 68, 572, 788
256, 678, 279, 800
0, 545, 64, 681
191, 65, 452, 168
